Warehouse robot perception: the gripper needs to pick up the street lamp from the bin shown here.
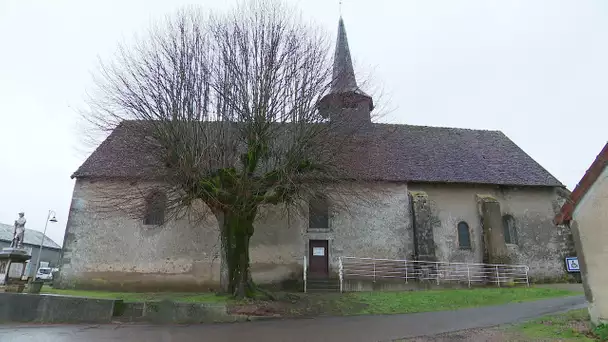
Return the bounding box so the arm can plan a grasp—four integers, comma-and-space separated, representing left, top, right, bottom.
30, 210, 57, 282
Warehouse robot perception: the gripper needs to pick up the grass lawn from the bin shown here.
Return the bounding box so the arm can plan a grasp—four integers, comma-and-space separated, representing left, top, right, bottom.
393, 309, 607, 341
232, 286, 578, 317
41, 286, 577, 317
510, 309, 608, 341
336, 287, 578, 315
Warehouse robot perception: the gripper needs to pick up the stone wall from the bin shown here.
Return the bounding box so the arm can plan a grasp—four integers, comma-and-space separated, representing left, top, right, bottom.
0, 292, 116, 323
408, 183, 572, 280
57, 180, 412, 290
57, 178, 569, 290
56, 179, 221, 291
252, 182, 412, 279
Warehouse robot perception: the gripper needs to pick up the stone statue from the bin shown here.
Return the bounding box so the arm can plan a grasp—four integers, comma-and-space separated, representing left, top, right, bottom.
11, 212, 26, 248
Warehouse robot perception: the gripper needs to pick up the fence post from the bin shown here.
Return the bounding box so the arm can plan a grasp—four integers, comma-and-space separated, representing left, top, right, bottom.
495, 265, 500, 287
373, 261, 376, 283
525, 266, 530, 287
339, 257, 344, 293
303, 256, 307, 293
467, 264, 471, 288
404, 260, 408, 284
436, 263, 440, 285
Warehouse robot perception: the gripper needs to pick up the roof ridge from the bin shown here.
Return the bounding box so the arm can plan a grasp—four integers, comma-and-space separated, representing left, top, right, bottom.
555, 142, 608, 224
372, 122, 502, 133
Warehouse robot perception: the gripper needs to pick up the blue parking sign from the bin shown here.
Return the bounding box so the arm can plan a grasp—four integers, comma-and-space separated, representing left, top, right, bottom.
565, 257, 580, 272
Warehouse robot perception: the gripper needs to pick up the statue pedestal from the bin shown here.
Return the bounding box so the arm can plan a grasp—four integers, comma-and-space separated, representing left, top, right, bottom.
0, 247, 31, 292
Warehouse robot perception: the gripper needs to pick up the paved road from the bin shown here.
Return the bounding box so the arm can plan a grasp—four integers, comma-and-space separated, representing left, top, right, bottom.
0, 295, 585, 342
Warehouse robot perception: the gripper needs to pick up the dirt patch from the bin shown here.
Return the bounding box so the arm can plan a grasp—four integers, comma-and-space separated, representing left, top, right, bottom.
534, 317, 596, 340
226, 292, 367, 318
399, 327, 533, 342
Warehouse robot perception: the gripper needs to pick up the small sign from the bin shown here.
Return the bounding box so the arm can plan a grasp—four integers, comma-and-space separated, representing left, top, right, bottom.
566, 257, 580, 272
312, 247, 325, 256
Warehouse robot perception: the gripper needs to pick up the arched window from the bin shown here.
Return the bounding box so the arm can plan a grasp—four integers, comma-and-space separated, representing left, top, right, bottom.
309, 194, 329, 229
457, 221, 471, 250
502, 214, 517, 244
143, 191, 167, 226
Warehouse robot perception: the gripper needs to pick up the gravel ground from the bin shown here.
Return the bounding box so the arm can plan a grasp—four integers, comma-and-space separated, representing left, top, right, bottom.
400, 327, 534, 342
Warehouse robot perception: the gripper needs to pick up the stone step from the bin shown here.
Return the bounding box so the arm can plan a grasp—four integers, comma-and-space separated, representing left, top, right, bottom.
307, 278, 339, 282
307, 284, 340, 289
306, 288, 340, 293
306, 278, 340, 292
307, 280, 340, 285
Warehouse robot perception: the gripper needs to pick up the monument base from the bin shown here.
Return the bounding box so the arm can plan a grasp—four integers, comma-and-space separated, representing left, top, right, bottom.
0, 247, 31, 259
1, 284, 26, 293
0, 247, 31, 291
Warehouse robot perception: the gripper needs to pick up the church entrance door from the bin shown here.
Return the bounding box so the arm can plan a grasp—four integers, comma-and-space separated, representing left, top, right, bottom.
308, 240, 329, 278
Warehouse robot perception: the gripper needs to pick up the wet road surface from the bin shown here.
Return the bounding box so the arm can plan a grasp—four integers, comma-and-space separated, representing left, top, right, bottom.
0, 295, 585, 342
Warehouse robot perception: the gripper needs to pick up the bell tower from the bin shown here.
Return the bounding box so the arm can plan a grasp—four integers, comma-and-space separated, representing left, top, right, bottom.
318, 17, 373, 126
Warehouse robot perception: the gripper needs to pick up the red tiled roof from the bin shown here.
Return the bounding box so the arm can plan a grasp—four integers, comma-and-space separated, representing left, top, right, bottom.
554, 142, 608, 224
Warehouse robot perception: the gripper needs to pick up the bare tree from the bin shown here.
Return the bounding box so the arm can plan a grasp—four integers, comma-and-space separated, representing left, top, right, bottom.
84, 0, 378, 298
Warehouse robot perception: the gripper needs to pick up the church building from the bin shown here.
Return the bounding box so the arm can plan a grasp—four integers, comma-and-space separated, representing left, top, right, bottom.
56, 18, 573, 291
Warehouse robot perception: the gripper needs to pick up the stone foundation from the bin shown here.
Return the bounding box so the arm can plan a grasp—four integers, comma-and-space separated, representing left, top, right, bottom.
341, 278, 522, 292
0, 293, 116, 323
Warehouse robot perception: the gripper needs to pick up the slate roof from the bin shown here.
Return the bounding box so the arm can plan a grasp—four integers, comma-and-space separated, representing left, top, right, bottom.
0, 223, 62, 249
331, 17, 358, 94
555, 142, 608, 224
72, 121, 563, 187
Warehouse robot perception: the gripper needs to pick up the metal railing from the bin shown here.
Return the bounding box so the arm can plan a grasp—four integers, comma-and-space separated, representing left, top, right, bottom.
339, 256, 529, 292
303, 256, 307, 293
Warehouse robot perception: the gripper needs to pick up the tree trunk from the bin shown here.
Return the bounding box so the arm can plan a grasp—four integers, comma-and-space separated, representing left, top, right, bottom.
214, 210, 230, 294
222, 209, 256, 298
233, 231, 252, 298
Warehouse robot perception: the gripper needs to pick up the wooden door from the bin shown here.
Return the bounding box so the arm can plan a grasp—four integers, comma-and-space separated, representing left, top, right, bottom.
309, 240, 329, 278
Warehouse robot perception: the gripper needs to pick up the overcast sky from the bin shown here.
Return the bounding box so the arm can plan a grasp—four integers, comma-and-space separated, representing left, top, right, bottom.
1, 0, 606, 247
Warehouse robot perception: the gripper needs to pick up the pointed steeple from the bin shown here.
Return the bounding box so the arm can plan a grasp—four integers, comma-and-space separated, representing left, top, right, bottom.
331, 17, 358, 93
318, 16, 373, 123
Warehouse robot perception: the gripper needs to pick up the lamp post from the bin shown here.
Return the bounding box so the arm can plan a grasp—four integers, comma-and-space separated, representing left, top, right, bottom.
30, 210, 57, 282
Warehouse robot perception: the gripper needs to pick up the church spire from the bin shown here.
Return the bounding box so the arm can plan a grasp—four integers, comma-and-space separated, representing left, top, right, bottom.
318, 16, 373, 122
331, 17, 358, 94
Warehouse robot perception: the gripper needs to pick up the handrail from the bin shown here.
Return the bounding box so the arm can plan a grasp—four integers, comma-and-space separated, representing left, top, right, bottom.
338, 257, 344, 293
303, 256, 307, 293
340, 256, 529, 268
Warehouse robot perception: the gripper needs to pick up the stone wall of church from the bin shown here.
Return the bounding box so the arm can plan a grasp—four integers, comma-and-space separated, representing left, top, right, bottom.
56, 179, 222, 291
56, 178, 569, 290
408, 183, 572, 281
251, 182, 412, 282
56, 180, 412, 290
